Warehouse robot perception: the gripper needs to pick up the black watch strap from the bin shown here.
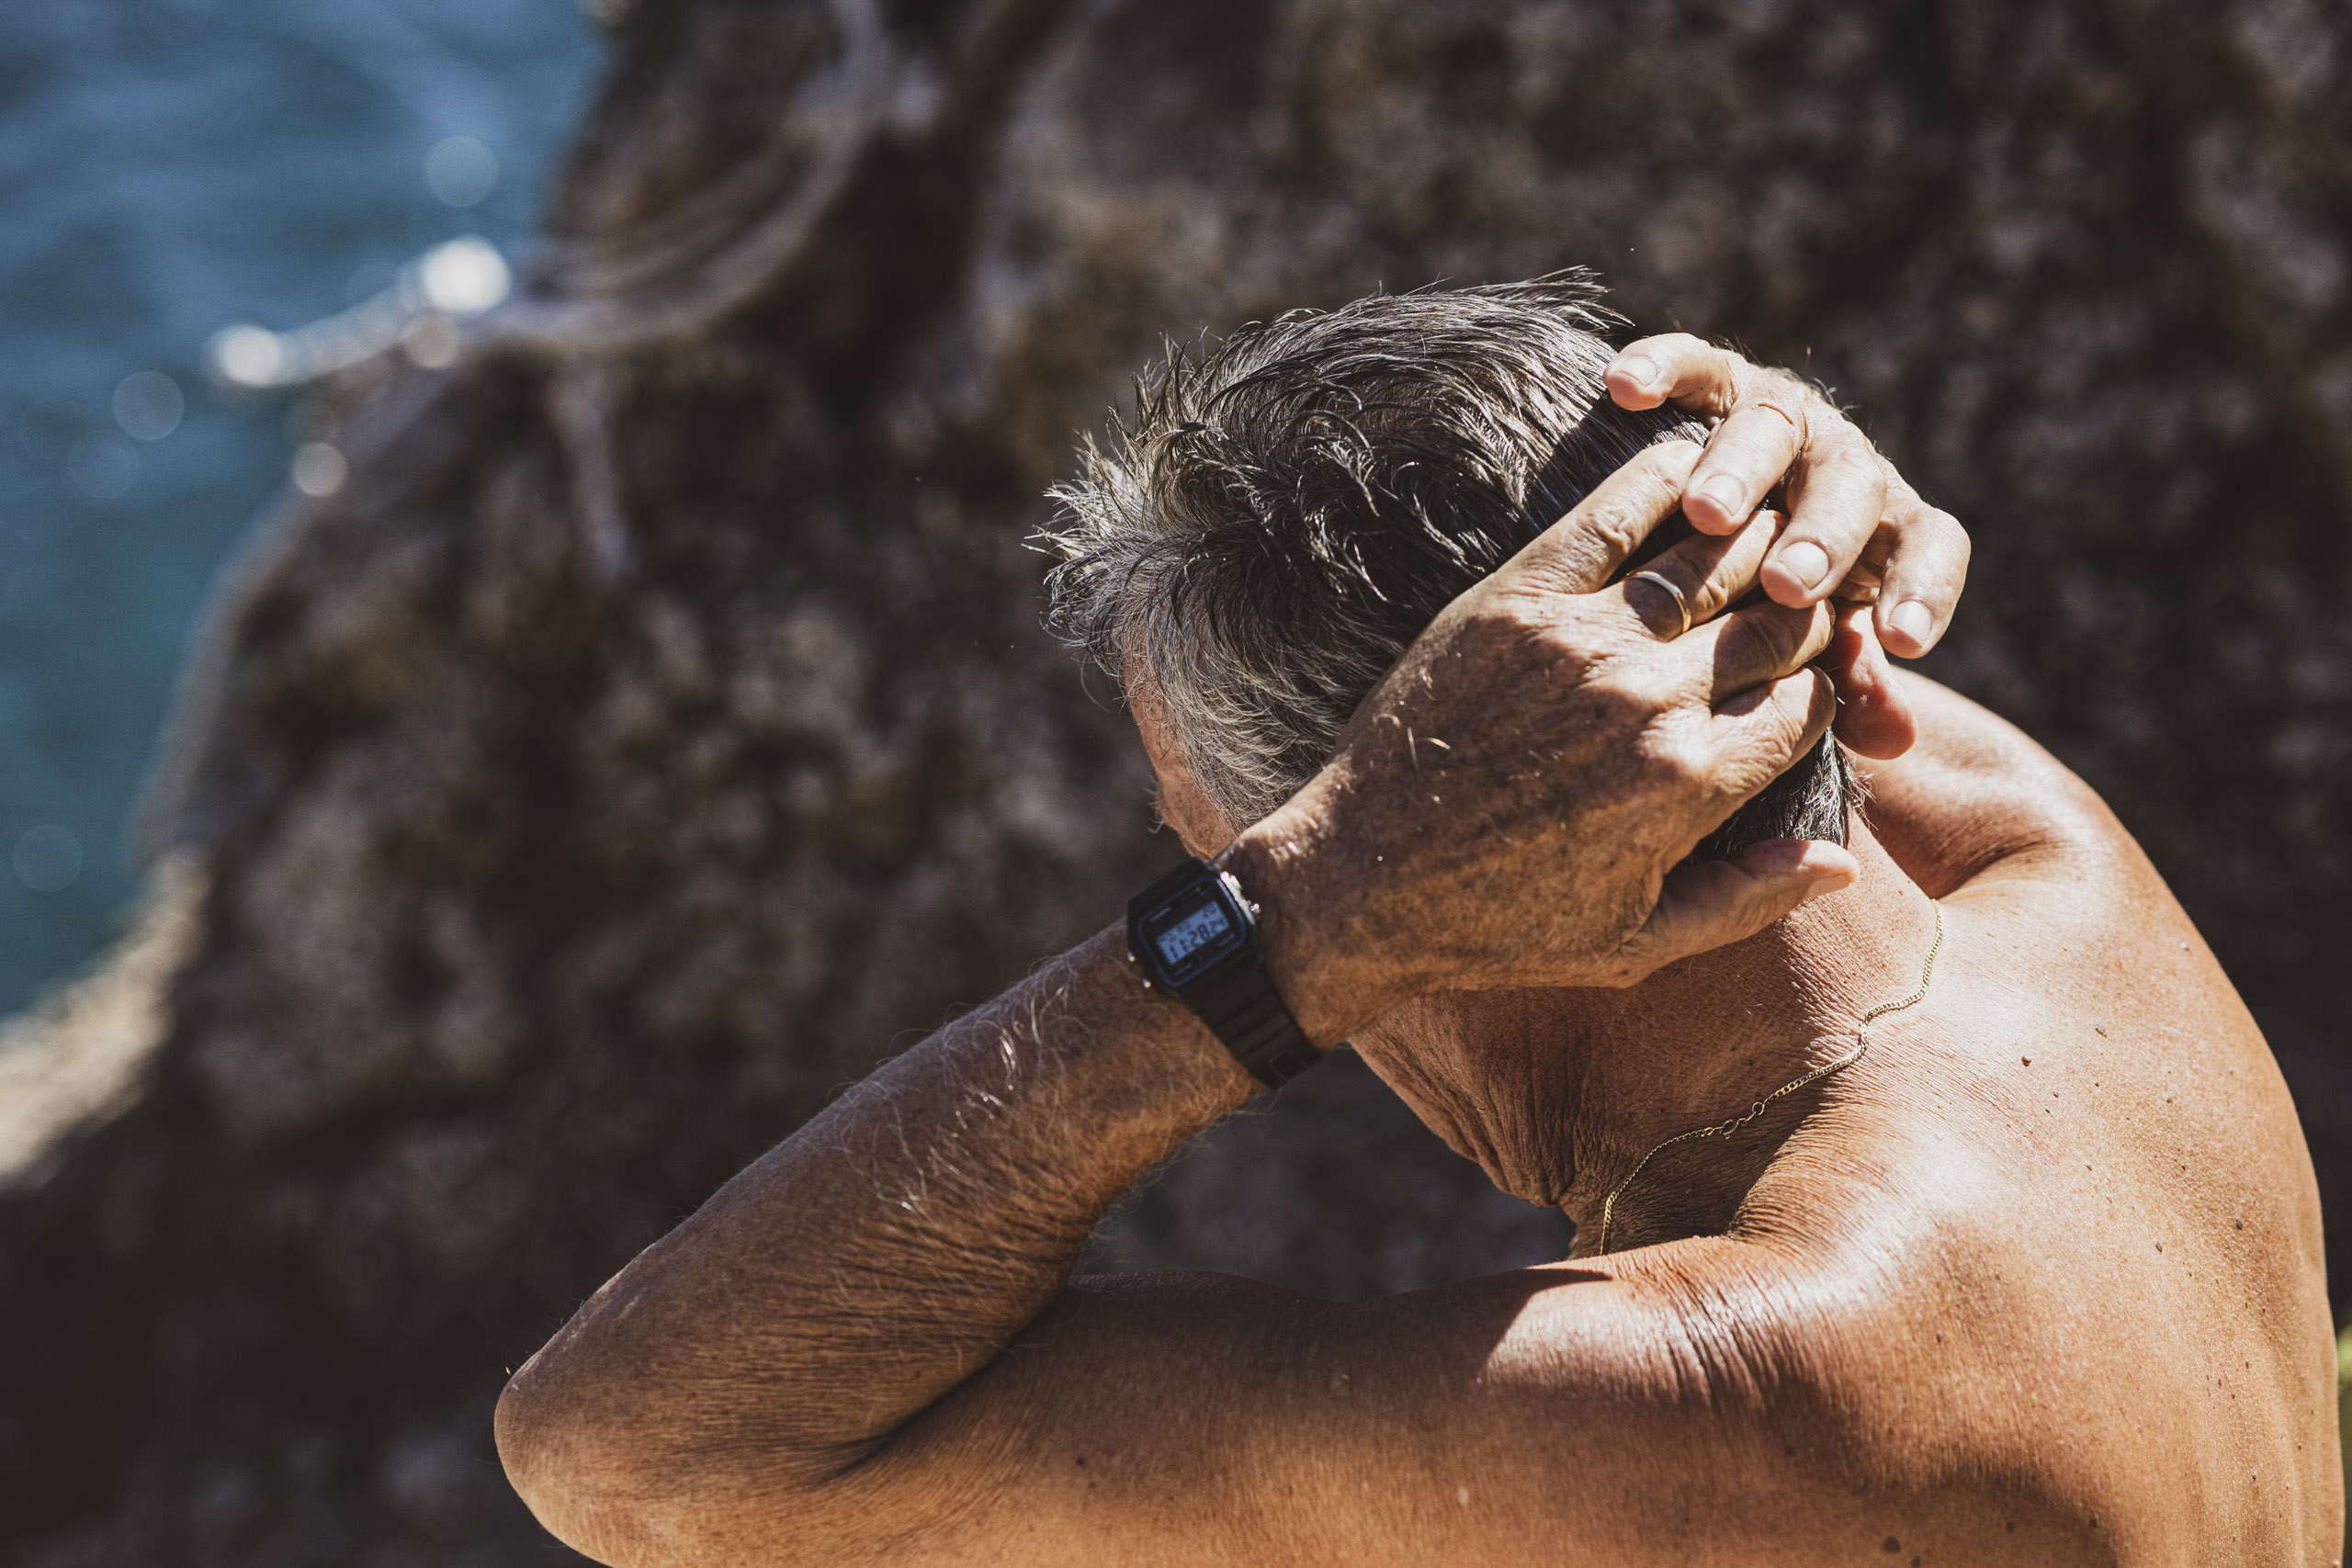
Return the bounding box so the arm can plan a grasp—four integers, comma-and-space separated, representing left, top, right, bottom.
1182, 946, 1319, 1089
1126, 858, 1321, 1089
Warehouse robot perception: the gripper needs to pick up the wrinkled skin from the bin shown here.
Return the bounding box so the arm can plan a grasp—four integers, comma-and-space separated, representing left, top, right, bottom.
491, 355, 2333, 1566
1168, 674, 2338, 1565
1216, 437, 1859, 1023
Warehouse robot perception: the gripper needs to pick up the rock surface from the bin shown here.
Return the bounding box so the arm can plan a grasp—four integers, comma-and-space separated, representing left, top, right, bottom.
5, 0, 2350, 1560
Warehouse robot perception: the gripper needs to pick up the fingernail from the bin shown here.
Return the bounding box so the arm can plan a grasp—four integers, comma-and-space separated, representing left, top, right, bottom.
1617, 354, 1660, 390
1778, 541, 1832, 591
1804, 855, 1858, 897
1697, 474, 1745, 518
1888, 599, 1934, 649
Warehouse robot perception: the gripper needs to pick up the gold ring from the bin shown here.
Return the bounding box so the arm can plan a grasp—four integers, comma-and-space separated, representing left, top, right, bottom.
1628, 570, 1692, 637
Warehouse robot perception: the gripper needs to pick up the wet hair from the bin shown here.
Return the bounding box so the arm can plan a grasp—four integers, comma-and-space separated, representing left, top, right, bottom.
1041, 274, 1850, 855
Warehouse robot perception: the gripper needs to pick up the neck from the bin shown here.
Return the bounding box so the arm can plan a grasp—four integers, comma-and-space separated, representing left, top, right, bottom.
1359, 825, 1939, 1247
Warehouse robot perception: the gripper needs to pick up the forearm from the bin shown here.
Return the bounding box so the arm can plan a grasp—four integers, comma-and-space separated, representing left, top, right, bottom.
496, 922, 1255, 1551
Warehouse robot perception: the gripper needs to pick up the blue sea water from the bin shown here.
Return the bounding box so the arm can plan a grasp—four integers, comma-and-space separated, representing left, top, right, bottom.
0, 0, 604, 1017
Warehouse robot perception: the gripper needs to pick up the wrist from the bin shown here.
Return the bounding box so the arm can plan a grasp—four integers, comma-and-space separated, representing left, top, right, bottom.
1214, 796, 1415, 1046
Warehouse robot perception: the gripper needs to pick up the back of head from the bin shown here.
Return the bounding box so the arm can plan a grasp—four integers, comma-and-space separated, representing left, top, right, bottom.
1044, 275, 1849, 851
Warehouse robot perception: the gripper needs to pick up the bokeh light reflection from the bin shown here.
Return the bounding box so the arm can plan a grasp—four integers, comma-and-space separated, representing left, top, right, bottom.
424, 135, 498, 208
112, 372, 185, 442
291, 441, 347, 498
13, 827, 83, 894
65, 432, 138, 500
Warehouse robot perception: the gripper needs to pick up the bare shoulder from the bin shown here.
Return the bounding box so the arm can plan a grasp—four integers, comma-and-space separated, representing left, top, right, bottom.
815, 1236, 2133, 1567
1713, 1059, 2333, 1564
1857, 672, 2146, 902
1720, 911, 2339, 1560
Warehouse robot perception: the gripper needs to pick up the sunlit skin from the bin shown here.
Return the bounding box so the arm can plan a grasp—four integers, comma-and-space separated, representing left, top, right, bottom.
492, 347, 2336, 1565
1149, 677, 2337, 1566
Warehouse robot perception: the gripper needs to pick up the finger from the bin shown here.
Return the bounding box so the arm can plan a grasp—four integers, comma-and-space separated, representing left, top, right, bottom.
1510, 439, 1703, 593
1684, 400, 1806, 536
1614, 506, 1785, 638
1821, 602, 1918, 759
1871, 475, 1971, 657
1758, 423, 1888, 607
1604, 333, 1743, 419
1681, 597, 1838, 701
1611, 838, 1859, 983
1707, 668, 1841, 820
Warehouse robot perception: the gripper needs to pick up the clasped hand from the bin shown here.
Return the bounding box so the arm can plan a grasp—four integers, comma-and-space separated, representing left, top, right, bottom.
1225, 342, 1967, 1044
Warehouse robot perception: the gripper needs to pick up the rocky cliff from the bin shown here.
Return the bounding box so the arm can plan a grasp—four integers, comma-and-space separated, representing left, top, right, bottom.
5, 1, 2348, 1561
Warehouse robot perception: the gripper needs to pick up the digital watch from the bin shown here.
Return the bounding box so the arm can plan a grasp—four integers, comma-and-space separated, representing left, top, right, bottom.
1125, 856, 1321, 1089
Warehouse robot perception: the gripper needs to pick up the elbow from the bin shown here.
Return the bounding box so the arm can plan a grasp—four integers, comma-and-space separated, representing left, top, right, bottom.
495, 1350, 695, 1567
495, 1349, 848, 1567
491, 1359, 561, 1518
495, 1354, 634, 1562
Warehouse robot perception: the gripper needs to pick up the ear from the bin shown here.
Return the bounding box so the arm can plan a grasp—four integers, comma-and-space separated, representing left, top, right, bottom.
1125, 671, 1238, 856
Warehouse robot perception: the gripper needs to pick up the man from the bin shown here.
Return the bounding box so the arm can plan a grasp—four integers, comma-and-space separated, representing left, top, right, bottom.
495, 281, 2337, 1564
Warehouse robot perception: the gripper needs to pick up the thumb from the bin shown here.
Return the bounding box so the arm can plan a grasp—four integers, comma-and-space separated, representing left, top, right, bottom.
1825, 604, 1919, 760
1611, 839, 1859, 983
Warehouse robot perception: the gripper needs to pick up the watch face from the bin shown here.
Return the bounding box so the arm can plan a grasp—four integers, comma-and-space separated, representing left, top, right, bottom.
1140, 882, 1247, 986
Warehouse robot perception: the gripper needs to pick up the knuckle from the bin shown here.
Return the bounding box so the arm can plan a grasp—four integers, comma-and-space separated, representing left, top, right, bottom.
1591, 650, 1677, 717
1885, 508, 1972, 601
1808, 429, 1883, 488
1647, 331, 1709, 366
1762, 718, 1821, 784
1581, 495, 1652, 558
1818, 418, 1877, 463
1629, 660, 1687, 711
1855, 460, 1892, 513
1879, 458, 1925, 506
1566, 457, 1687, 546
1642, 733, 1712, 791
1633, 441, 1701, 488
1479, 595, 1553, 649
1743, 367, 1814, 427
1767, 682, 1819, 747
1542, 535, 1617, 591
1787, 605, 1836, 666
1720, 720, 1805, 799
1934, 510, 1974, 568
1790, 453, 1886, 525
1543, 606, 1636, 672
1707, 419, 1777, 467
1741, 611, 1805, 671
1707, 751, 1769, 804
1462, 600, 1602, 694
1531, 615, 1588, 666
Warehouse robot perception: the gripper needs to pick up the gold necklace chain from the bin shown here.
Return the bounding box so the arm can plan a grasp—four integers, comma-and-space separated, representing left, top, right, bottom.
1594, 902, 1946, 1256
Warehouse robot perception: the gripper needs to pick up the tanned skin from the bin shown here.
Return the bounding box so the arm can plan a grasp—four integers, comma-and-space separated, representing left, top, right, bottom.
495, 346, 2337, 1565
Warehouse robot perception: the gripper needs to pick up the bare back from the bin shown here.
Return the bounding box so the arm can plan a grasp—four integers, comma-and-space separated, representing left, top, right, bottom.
496, 675, 2338, 1568
1718, 675, 2339, 1561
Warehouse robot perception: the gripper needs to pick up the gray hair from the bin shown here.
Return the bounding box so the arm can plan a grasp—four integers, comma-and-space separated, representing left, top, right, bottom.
1041, 274, 1850, 850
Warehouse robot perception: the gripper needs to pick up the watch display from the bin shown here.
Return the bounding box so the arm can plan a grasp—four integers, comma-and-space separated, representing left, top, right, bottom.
1125, 857, 1321, 1089
1138, 885, 1246, 985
